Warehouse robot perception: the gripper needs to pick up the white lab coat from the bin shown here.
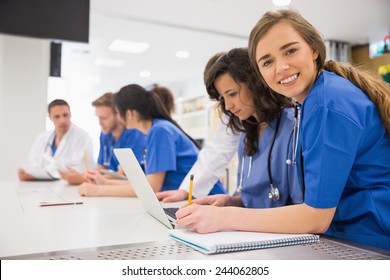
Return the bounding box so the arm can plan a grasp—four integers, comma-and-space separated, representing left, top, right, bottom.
179, 116, 240, 197
26, 123, 95, 178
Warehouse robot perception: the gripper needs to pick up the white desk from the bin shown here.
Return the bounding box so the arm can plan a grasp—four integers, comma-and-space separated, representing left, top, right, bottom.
1, 180, 389, 260
0, 180, 172, 258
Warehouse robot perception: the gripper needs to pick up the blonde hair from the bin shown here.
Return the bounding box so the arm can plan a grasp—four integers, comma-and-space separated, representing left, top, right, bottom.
92, 92, 114, 108
323, 61, 390, 135
248, 9, 390, 135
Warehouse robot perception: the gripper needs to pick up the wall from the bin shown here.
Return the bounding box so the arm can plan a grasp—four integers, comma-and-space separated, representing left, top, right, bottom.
0, 36, 3, 116
0, 34, 49, 180
352, 44, 390, 75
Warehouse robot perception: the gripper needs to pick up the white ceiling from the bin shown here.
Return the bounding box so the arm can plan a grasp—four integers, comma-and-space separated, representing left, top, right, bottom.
60, 0, 390, 99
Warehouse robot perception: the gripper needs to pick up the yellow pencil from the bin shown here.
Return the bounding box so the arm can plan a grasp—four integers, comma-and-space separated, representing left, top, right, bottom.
83, 149, 89, 172
188, 174, 194, 205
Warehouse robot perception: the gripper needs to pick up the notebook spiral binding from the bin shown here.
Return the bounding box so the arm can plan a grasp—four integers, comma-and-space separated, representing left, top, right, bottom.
215, 235, 320, 253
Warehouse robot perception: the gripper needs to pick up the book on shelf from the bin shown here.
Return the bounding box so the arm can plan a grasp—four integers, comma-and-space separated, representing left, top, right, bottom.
169, 229, 319, 255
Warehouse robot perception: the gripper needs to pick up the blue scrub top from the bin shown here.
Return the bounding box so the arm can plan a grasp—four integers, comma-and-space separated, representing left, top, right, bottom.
146, 118, 226, 194
98, 128, 146, 171
238, 108, 302, 208
298, 70, 390, 250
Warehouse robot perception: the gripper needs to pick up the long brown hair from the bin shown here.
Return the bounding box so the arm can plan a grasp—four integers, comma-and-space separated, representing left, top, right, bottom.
204, 48, 292, 155
323, 60, 390, 135
248, 9, 390, 135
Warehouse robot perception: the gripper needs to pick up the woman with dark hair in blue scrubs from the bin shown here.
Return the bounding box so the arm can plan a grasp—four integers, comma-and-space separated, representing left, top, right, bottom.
175, 48, 303, 232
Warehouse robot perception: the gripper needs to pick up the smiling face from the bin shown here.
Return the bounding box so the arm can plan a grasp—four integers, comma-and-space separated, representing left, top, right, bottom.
214, 72, 257, 121
255, 21, 319, 103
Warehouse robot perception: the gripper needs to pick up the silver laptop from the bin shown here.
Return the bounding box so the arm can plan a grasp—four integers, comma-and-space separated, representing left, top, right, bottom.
114, 148, 177, 229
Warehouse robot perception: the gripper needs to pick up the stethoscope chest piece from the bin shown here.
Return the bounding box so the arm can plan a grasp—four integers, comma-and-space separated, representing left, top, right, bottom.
268, 184, 280, 201
266, 117, 282, 201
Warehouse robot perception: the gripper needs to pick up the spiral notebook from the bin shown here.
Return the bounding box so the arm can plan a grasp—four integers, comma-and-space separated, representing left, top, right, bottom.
169, 229, 319, 255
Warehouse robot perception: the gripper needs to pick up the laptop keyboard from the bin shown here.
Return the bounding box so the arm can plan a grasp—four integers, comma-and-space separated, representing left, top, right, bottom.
163, 207, 178, 220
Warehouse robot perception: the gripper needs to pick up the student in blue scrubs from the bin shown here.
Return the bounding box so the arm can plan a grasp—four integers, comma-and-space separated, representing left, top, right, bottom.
93, 93, 146, 172
79, 85, 226, 197
175, 48, 303, 231
234, 9, 390, 250
97, 86, 173, 172
61, 93, 146, 185
98, 129, 145, 171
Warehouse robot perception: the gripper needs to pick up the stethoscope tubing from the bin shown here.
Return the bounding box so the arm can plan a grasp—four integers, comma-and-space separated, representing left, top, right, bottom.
103, 136, 115, 167
236, 117, 281, 201
236, 107, 301, 201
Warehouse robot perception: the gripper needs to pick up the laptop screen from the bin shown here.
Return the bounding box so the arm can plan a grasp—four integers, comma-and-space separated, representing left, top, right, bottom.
114, 148, 175, 229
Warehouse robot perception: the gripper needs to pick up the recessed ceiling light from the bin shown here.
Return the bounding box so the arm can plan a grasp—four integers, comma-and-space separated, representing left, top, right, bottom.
93, 57, 125, 68
108, 39, 149, 54
139, 71, 151, 78
272, 0, 291, 6
176, 50, 190, 58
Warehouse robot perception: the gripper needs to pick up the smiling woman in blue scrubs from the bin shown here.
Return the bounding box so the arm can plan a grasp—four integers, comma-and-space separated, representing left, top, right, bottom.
175, 48, 303, 232
243, 9, 390, 250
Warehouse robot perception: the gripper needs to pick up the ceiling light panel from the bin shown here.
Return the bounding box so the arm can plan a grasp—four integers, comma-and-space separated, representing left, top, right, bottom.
272, 0, 291, 6
94, 57, 126, 68
108, 39, 150, 54
139, 71, 151, 78
176, 50, 190, 58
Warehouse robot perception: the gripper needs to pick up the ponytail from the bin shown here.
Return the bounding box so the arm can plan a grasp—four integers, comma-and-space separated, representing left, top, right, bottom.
115, 84, 202, 150
147, 91, 202, 150
324, 60, 390, 135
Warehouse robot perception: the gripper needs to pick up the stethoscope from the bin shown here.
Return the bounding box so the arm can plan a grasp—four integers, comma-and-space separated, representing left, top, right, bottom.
286, 104, 301, 167
267, 116, 281, 201
236, 117, 281, 201
236, 154, 252, 193
142, 148, 147, 173
236, 105, 301, 201
45, 132, 57, 156
103, 136, 114, 167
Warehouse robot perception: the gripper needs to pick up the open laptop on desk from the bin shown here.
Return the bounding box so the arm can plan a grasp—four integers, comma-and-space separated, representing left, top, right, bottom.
114, 148, 178, 229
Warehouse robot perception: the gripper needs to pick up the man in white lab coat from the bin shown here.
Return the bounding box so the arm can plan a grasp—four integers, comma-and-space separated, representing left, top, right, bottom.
18, 99, 95, 181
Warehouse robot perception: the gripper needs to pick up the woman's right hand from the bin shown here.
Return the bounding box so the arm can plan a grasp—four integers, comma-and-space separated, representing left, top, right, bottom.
175, 204, 226, 233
